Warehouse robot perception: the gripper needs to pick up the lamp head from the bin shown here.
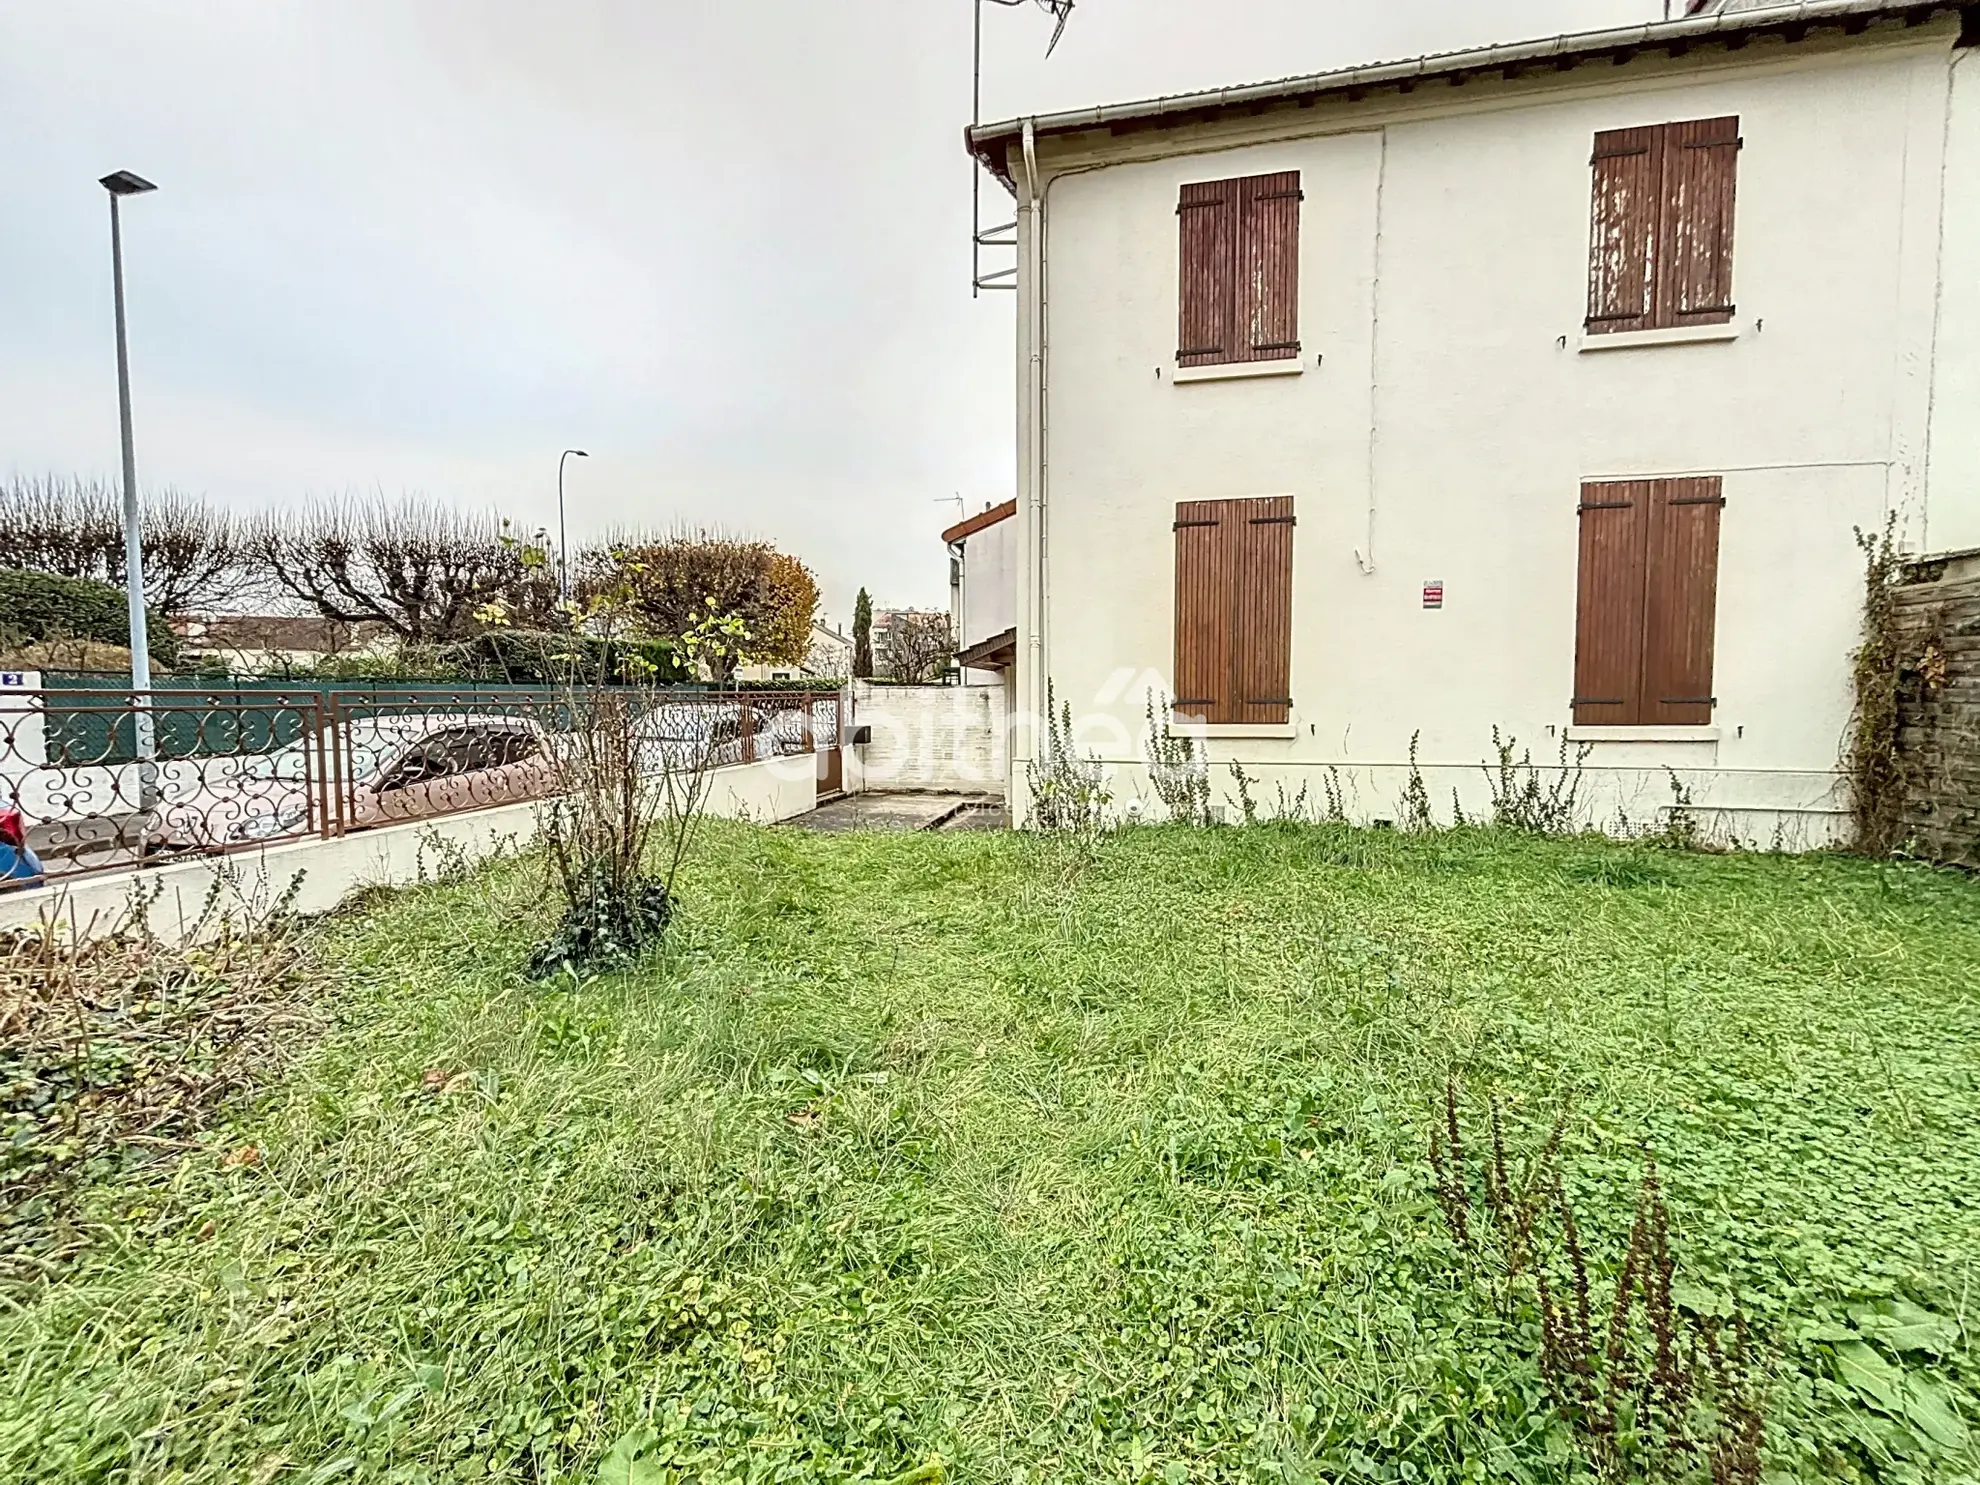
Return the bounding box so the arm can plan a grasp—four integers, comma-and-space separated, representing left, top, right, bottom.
100, 171, 157, 197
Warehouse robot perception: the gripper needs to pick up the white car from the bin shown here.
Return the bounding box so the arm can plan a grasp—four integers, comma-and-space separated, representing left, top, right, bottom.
148, 714, 556, 851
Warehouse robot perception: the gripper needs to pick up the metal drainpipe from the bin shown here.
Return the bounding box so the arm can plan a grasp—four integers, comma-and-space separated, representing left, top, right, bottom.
1020, 119, 1047, 746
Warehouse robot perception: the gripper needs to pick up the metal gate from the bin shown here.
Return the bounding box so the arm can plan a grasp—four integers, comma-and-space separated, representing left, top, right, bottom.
812, 693, 844, 800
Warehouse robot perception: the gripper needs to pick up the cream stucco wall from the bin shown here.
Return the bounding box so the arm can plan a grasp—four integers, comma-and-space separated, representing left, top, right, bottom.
1927, 45, 1980, 551
1007, 23, 1977, 842
958, 516, 1017, 654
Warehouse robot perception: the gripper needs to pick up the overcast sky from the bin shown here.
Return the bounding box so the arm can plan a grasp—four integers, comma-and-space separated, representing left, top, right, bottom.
0, 0, 1654, 622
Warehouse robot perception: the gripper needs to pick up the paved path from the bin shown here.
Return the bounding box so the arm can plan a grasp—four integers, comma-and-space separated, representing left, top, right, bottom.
790, 793, 1005, 833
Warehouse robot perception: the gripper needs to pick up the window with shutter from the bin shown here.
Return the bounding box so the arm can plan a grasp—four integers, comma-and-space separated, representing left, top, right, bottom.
1585, 117, 1739, 334
1573, 478, 1723, 726
1173, 496, 1295, 725
1177, 172, 1301, 369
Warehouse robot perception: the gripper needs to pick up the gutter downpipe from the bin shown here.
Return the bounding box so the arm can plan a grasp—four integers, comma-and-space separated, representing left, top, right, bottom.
1020, 118, 1046, 803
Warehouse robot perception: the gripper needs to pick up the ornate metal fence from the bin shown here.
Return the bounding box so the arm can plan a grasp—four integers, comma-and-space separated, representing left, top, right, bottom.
0, 685, 845, 889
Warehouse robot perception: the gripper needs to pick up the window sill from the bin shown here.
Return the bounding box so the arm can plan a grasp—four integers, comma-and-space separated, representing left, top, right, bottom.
1567, 726, 1721, 743
1578, 323, 1739, 353
1180, 722, 1299, 740
1174, 358, 1304, 384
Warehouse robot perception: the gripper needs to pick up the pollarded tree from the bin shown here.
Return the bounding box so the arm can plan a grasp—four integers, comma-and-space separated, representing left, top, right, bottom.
0, 476, 249, 617
246, 494, 541, 644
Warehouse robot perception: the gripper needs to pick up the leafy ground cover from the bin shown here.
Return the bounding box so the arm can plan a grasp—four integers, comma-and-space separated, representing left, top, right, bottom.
3, 823, 1978, 1484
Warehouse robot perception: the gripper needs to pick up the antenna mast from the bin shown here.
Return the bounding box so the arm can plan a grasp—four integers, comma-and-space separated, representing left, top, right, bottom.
972, 0, 1073, 296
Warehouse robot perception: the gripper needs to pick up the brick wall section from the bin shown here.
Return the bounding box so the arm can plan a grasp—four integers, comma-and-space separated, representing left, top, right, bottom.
1893, 552, 1980, 867
852, 681, 1007, 795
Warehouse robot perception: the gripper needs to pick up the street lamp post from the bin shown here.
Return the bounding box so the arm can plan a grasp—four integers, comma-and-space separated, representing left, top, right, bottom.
557, 449, 588, 603
101, 169, 158, 804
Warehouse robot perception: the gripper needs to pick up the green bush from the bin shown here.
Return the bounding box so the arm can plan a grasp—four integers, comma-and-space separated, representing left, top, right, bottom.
0, 567, 178, 669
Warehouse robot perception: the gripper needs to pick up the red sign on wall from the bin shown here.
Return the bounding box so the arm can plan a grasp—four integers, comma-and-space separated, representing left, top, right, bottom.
1423, 581, 1445, 610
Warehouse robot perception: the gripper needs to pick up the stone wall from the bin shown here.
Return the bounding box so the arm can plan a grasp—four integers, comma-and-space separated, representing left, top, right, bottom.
1894, 550, 1980, 867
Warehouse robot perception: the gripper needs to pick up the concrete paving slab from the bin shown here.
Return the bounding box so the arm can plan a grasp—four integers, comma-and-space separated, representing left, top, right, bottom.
790, 793, 1002, 833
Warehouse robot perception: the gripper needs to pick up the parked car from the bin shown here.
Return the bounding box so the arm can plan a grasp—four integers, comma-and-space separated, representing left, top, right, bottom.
637, 699, 818, 772
147, 714, 556, 852
0, 806, 47, 891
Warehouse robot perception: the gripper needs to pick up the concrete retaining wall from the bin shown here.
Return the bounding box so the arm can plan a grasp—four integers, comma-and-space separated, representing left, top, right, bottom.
851, 681, 1006, 795
0, 753, 821, 947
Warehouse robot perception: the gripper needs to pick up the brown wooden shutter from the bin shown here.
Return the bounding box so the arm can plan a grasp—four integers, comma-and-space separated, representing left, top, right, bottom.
1660, 116, 1739, 327
1231, 497, 1296, 724
1174, 500, 1232, 723
1178, 182, 1238, 368
1587, 127, 1662, 335
1239, 172, 1302, 362
1642, 477, 1723, 725
1573, 481, 1652, 725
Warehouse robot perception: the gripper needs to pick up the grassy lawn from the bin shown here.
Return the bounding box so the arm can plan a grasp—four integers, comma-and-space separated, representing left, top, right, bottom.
5, 823, 1980, 1484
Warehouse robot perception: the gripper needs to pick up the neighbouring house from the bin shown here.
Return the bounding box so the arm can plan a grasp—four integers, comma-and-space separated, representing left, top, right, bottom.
945, 500, 1018, 685
175, 615, 393, 674
739, 617, 855, 684
966, 0, 1980, 843
803, 618, 854, 679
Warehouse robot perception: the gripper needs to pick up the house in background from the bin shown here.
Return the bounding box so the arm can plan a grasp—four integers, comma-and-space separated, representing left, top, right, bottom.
738, 617, 855, 684
176, 615, 392, 674
967, 0, 1980, 842
945, 500, 1017, 685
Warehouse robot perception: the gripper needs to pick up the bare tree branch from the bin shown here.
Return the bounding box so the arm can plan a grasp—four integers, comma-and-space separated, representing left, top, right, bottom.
0, 476, 248, 616
247, 493, 543, 643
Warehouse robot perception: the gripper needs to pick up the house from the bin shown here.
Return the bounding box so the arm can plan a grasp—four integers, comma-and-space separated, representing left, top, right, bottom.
738, 617, 855, 684
804, 618, 855, 679
965, 0, 1980, 842
945, 500, 1018, 684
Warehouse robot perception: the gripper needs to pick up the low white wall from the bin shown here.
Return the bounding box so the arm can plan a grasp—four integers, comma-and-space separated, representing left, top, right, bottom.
0, 754, 820, 948
852, 681, 1007, 795
1027, 752, 1848, 852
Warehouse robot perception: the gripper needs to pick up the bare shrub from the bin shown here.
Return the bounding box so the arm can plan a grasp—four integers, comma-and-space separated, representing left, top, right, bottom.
1028, 682, 1110, 835
1484, 726, 1592, 835
1144, 692, 1211, 826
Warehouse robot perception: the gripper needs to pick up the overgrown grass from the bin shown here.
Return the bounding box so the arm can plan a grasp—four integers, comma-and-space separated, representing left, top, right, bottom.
4, 823, 1979, 1484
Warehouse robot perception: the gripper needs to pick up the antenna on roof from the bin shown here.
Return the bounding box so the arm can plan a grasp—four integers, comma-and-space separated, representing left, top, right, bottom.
972, 0, 1075, 297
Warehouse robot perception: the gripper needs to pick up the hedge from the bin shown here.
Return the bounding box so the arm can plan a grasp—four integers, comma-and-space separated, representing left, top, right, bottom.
0, 568, 178, 669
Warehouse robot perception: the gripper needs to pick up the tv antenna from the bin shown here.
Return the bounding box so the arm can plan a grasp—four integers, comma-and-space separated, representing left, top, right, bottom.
972, 0, 1075, 296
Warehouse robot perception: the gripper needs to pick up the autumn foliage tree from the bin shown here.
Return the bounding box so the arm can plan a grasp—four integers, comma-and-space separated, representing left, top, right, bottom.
608, 531, 818, 679
759, 554, 821, 667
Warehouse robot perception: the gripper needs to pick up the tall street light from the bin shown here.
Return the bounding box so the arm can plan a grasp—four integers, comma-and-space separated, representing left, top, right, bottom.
101, 169, 158, 803
558, 449, 588, 603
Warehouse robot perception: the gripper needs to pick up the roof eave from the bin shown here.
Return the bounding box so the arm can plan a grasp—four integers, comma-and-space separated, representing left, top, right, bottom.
965, 0, 1964, 191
